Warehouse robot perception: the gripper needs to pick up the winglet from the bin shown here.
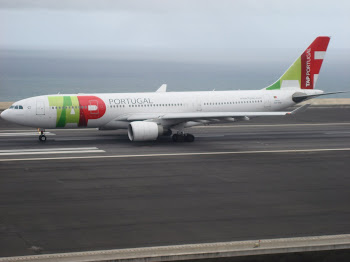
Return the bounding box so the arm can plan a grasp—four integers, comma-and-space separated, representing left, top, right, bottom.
288, 104, 311, 115
156, 84, 167, 92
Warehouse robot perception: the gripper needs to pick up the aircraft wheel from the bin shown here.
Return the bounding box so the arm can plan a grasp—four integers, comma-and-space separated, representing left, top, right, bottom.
163, 129, 173, 136
39, 134, 47, 142
172, 134, 179, 142
185, 134, 195, 142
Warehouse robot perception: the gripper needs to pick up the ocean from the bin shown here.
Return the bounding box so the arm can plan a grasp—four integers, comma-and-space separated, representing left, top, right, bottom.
0, 49, 349, 101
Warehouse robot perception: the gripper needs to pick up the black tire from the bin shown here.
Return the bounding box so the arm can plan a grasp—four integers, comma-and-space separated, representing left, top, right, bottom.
163, 129, 173, 136
39, 135, 47, 142
185, 134, 195, 142
172, 134, 178, 142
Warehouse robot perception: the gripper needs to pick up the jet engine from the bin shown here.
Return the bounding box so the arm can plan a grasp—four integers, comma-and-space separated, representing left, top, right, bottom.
128, 121, 164, 141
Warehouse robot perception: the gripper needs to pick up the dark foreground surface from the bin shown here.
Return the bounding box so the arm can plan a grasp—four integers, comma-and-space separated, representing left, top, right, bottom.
1, 107, 350, 257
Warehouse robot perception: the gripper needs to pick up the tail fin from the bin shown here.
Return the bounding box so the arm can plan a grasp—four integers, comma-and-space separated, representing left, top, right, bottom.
265, 36, 330, 90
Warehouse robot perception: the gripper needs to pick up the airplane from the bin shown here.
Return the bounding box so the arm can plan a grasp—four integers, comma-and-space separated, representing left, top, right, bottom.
0, 36, 344, 142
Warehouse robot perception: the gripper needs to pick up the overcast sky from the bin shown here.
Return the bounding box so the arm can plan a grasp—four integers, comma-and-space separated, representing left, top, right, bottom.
0, 0, 349, 62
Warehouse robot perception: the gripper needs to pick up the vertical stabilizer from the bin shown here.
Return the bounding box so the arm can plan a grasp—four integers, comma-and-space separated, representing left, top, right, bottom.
265, 36, 330, 90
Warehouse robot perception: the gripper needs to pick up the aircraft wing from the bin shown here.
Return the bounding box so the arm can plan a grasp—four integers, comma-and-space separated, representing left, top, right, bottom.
117, 104, 309, 121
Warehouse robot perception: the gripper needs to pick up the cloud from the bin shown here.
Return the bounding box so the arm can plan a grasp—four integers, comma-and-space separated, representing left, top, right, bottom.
0, 0, 349, 56
0, 0, 202, 12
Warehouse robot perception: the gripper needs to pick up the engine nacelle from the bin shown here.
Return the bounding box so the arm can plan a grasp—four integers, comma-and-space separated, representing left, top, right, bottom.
128, 121, 163, 141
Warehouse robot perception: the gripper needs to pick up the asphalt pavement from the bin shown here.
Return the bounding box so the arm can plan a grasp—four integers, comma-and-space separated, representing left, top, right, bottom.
1, 107, 350, 257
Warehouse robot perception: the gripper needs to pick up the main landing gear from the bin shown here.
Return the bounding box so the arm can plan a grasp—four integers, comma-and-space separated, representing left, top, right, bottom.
38, 129, 47, 142
172, 132, 195, 142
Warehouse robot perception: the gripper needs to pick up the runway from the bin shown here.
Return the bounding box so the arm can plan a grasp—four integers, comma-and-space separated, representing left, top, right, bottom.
1, 107, 350, 257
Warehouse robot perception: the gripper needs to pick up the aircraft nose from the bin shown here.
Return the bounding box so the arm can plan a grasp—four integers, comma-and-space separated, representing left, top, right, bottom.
0, 109, 10, 121
1, 109, 8, 120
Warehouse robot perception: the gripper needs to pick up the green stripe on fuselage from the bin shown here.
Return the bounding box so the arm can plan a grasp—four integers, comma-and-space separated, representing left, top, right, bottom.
48, 96, 80, 127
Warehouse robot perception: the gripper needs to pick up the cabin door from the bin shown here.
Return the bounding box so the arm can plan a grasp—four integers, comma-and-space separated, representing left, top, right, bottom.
36, 100, 45, 115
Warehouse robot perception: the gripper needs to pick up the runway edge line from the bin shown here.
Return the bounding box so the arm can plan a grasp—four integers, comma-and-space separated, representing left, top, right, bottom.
1, 234, 350, 262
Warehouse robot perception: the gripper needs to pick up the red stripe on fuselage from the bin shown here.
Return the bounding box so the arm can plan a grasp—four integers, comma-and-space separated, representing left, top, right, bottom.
77, 96, 106, 127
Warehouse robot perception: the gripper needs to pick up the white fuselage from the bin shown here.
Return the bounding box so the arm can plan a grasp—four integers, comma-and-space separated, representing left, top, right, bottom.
1, 89, 321, 130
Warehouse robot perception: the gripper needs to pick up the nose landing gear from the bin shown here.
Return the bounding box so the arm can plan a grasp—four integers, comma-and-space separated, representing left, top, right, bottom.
38, 129, 47, 142
172, 132, 195, 142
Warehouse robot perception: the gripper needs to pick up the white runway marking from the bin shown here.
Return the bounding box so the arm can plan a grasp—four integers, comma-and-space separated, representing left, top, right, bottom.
0, 128, 97, 132
325, 131, 350, 135
0, 147, 100, 153
1, 148, 350, 162
0, 132, 55, 136
0, 147, 105, 156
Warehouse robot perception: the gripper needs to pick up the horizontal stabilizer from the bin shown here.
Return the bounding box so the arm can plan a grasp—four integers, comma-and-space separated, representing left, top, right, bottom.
292, 91, 348, 103
288, 104, 310, 115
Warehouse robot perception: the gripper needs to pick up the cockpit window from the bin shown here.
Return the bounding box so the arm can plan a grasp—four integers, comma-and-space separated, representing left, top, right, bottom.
10, 105, 24, 109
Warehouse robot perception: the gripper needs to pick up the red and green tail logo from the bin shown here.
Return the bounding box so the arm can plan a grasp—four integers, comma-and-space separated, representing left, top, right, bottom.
266, 36, 330, 90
